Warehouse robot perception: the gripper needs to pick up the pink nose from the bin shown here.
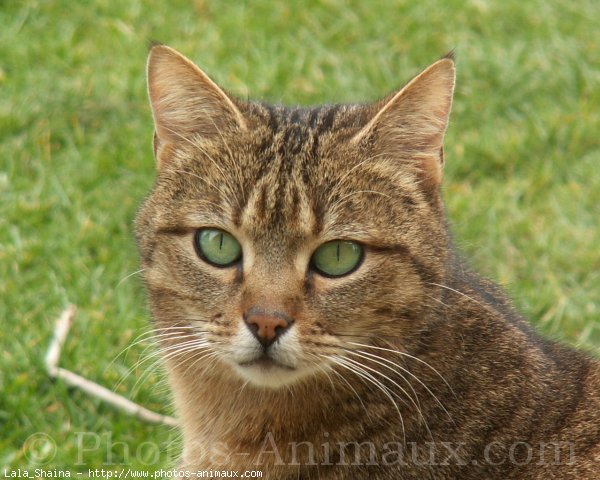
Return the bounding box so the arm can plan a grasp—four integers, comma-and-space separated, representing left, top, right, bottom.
243, 307, 293, 348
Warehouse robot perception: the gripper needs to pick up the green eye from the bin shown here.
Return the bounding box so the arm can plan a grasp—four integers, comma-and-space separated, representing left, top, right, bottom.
195, 229, 242, 267
311, 240, 363, 277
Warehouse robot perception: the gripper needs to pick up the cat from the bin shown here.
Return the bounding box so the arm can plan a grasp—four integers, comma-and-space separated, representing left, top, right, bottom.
135, 44, 600, 479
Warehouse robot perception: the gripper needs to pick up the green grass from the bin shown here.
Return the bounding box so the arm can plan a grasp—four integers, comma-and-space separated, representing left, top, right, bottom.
1, 0, 599, 470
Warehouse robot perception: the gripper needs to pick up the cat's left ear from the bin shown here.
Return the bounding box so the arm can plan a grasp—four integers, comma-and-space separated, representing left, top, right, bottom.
146, 44, 247, 168
352, 54, 455, 190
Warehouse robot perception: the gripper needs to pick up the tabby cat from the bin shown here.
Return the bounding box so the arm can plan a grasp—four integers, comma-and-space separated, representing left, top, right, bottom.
135, 44, 600, 479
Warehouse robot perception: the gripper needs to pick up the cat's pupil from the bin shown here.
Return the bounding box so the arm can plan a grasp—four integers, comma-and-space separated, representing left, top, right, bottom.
195, 228, 242, 267
311, 240, 363, 277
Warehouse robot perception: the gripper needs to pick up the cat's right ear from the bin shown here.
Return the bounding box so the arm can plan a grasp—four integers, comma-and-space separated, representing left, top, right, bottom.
146, 45, 247, 168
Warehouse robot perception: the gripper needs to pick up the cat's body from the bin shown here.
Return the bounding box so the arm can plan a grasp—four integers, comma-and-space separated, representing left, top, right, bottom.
136, 45, 600, 479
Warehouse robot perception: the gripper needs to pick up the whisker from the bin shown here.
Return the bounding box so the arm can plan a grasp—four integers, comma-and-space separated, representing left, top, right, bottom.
130, 355, 167, 398
343, 352, 434, 440
116, 268, 146, 288
313, 361, 336, 392
332, 333, 374, 340
345, 350, 422, 408
118, 325, 198, 355
348, 348, 453, 425
424, 292, 450, 309
116, 328, 199, 359
320, 362, 371, 419
349, 341, 456, 400
130, 342, 212, 397
426, 282, 487, 310
113, 337, 210, 391
326, 355, 406, 444
180, 350, 220, 378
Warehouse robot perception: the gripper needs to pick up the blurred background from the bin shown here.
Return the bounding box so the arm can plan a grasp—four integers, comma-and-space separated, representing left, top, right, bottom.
1, 0, 599, 470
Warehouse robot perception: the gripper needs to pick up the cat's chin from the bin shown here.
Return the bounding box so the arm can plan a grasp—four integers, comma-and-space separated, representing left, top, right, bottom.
232, 358, 313, 389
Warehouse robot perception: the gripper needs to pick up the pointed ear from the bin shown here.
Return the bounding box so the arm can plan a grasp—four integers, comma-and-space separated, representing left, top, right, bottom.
146, 45, 246, 167
352, 55, 455, 190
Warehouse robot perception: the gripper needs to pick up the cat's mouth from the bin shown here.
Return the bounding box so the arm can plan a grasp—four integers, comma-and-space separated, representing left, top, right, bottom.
238, 354, 296, 371
232, 351, 314, 388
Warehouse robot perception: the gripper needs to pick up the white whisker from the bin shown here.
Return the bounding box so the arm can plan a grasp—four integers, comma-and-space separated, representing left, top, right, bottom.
350, 348, 453, 425
427, 282, 487, 309
349, 341, 456, 400
116, 268, 146, 288
326, 354, 406, 444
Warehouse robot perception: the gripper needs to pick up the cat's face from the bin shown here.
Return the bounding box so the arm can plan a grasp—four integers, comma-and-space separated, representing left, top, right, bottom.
136, 46, 455, 389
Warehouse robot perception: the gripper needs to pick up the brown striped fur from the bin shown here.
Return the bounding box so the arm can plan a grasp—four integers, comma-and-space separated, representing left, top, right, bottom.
136, 45, 600, 478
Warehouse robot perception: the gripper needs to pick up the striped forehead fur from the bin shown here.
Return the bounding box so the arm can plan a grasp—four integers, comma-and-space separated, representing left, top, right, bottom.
155, 99, 436, 238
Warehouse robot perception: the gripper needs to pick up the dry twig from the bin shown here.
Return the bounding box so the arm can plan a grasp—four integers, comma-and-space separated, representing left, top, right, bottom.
45, 305, 178, 427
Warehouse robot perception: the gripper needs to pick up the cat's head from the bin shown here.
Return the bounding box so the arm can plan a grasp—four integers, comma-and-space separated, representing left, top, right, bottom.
136, 45, 455, 389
